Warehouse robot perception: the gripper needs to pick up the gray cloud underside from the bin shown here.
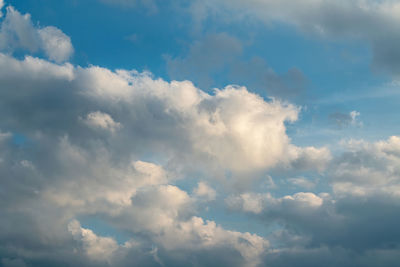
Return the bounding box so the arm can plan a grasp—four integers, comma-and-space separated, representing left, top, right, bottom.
0, 52, 331, 266
1, 52, 399, 267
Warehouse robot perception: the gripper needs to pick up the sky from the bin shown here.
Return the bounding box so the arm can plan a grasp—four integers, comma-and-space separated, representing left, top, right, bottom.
1, 0, 400, 266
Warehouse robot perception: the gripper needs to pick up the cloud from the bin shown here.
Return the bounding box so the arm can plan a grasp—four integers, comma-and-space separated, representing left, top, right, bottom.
287, 145, 332, 171
0, 1, 4, 18
329, 110, 362, 128
189, 0, 400, 77
0, 6, 73, 62
82, 111, 122, 133
226, 191, 325, 215
4, 4, 400, 266
225, 135, 400, 266
165, 33, 307, 100
0, 37, 336, 264
37, 26, 74, 63
165, 33, 242, 89
90, 0, 400, 77
193, 181, 216, 201
0, 46, 289, 265
68, 220, 119, 262
332, 136, 400, 198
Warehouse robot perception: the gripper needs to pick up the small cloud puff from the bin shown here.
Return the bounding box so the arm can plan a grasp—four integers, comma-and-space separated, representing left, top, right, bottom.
0, 6, 73, 62
82, 111, 122, 133
193, 181, 216, 201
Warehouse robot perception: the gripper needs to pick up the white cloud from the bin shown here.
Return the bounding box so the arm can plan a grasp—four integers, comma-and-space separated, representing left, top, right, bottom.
8, 4, 400, 265
0, 6, 73, 62
226, 193, 266, 214
0, 46, 331, 266
0, 1, 4, 18
332, 136, 400, 198
288, 145, 332, 171
193, 181, 216, 201
0, 50, 329, 175
0, 6, 39, 52
68, 220, 119, 262
38, 26, 74, 63
83, 111, 122, 133
226, 191, 324, 215
349, 110, 360, 125
283, 192, 323, 208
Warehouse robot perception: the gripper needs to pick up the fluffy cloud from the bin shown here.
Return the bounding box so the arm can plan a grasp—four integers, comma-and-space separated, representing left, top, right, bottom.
68, 220, 119, 262
0, 6, 73, 62
0, 8, 334, 258
0, 48, 327, 174
82, 111, 122, 133
4, 3, 400, 266
226, 191, 325, 215
37, 26, 74, 63
332, 136, 400, 198
226, 136, 400, 266
0, 123, 269, 266
0, 39, 293, 265
193, 181, 216, 201
0, 38, 338, 264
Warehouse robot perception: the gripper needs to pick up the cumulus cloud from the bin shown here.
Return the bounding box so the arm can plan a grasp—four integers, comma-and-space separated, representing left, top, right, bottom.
0, 43, 294, 265
4, 4, 400, 266
0, 39, 337, 264
225, 135, 400, 266
0, 6, 73, 62
332, 136, 400, 198
0, 49, 325, 174
68, 220, 119, 262
37, 26, 74, 63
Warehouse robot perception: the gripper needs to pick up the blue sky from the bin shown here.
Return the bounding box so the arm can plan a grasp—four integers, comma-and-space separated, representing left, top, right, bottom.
2, 0, 400, 266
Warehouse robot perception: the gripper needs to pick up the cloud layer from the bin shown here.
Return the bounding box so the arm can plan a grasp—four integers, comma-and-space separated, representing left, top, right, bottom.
1, 2, 400, 267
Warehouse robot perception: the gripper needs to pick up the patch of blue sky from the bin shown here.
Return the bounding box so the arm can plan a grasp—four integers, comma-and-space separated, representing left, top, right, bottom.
12, 133, 28, 146
78, 214, 131, 244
